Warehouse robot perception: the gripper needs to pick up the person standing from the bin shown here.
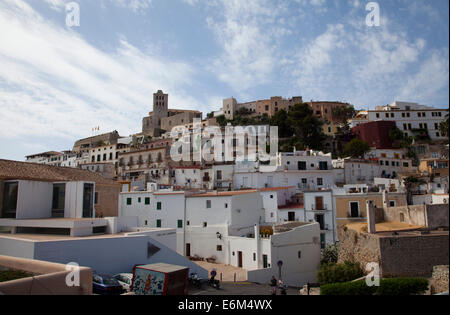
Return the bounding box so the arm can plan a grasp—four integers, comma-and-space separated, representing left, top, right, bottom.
270, 276, 277, 295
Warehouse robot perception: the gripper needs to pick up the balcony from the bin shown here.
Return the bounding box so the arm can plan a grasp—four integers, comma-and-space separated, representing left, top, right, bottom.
311, 204, 328, 211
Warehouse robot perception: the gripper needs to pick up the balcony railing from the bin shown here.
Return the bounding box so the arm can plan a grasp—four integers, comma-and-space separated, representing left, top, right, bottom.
311, 204, 328, 211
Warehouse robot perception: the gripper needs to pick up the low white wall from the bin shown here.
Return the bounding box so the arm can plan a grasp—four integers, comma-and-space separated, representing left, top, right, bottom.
3, 234, 208, 279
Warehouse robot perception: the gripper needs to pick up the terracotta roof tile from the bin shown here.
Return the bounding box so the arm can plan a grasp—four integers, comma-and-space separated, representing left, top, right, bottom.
0, 159, 118, 185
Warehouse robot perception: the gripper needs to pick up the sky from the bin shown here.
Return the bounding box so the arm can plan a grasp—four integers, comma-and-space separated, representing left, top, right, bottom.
0, 0, 448, 161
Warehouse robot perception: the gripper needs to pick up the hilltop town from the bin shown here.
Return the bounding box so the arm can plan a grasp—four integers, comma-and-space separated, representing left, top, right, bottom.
0, 91, 448, 296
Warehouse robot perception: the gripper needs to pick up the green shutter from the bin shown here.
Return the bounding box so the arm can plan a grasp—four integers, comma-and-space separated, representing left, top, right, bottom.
178, 220, 183, 228
145, 197, 150, 205
157, 202, 162, 210
127, 198, 132, 205
156, 219, 162, 228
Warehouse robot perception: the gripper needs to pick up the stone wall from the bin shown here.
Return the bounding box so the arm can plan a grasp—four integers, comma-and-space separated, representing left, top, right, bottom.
431, 265, 449, 294
426, 204, 449, 229
379, 234, 449, 278
95, 184, 120, 218
337, 227, 381, 270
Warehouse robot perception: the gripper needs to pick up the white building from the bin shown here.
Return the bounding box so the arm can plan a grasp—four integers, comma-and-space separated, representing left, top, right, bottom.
25, 151, 63, 166
344, 159, 381, 184
233, 150, 334, 192
119, 190, 187, 255
366, 148, 417, 178
303, 190, 336, 247
0, 177, 206, 278
366, 101, 448, 141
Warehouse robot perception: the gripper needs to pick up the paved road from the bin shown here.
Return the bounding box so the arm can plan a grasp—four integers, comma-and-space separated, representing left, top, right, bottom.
189, 281, 299, 296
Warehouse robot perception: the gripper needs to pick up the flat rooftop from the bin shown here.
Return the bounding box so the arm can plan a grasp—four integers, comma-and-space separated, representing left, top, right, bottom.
0, 228, 175, 242
346, 221, 424, 234
0, 218, 108, 229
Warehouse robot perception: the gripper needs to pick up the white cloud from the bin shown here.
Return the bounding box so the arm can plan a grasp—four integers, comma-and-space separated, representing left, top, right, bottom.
396, 50, 449, 105
205, 0, 291, 96
0, 0, 199, 142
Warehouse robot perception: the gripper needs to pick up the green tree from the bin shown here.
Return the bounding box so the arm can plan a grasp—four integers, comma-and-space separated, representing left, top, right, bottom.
270, 109, 294, 138
343, 138, 371, 158
216, 115, 227, 127
288, 103, 325, 150
331, 105, 357, 123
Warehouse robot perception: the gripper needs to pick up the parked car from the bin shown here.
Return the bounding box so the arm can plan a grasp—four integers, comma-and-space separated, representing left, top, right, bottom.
113, 273, 133, 292
92, 274, 124, 295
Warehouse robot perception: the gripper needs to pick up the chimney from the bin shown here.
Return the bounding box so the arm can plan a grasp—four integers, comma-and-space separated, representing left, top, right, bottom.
367, 200, 376, 234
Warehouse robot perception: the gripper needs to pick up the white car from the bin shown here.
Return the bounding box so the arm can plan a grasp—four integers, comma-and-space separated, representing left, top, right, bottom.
113, 273, 133, 292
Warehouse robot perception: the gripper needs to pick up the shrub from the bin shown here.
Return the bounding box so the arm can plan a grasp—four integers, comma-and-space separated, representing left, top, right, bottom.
321, 278, 429, 296
321, 280, 376, 296
320, 243, 339, 264
318, 261, 364, 285
376, 278, 429, 296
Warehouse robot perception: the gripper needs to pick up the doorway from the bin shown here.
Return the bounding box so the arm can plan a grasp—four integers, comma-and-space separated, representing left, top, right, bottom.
82, 183, 94, 218
237, 251, 243, 268
350, 202, 359, 218
288, 212, 295, 221
315, 196, 324, 210
186, 243, 191, 257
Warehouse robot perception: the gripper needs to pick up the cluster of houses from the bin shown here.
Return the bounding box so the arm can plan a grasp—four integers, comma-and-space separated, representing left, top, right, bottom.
1, 92, 448, 288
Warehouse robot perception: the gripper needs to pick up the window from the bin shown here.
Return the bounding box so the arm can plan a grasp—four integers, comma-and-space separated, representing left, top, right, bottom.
298, 251, 302, 259
225, 203, 228, 209
145, 197, 150, 205
138, 197, 141, 203
145, 220, 148, 226
206, 200, 212, 208
253, 253, 256, 261
216, 170, 222, 180
103, 154, 107, 161
156, 220, 162, 228
217, 245, 222, 251
298, 161, 306, 170
389, 201, 396, 207
270, 195, 274, 199
178, 220, 183, 228
399, 213, 405, 222
127, 198, 132, 205
376, 113, 380, 118
52, 183, 66, 218
319, 161, 328, 170
349, 202, 359, 218
157, 202, 162, 210
203, 222, 208, 228
94, 192, 98, 205
317, 178, 323, 186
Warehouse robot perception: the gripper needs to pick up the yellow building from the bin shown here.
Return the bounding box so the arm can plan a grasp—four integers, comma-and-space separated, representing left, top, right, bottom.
334, 185, 407, 229
419, 158, 449, 178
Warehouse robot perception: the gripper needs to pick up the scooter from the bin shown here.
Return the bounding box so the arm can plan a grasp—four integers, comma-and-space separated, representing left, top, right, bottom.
209, 278, 221, 289
189, 273, 203, 289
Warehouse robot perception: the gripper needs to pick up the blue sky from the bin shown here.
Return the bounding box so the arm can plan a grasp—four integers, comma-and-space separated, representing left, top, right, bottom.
0, 0, 448, 161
